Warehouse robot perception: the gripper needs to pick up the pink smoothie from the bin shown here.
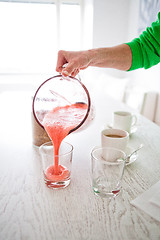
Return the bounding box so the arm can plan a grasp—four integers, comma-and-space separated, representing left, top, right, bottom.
42, 103, 87, 180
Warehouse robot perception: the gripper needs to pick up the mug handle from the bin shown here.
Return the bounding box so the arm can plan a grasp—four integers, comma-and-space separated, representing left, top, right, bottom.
131, 115, 137, 127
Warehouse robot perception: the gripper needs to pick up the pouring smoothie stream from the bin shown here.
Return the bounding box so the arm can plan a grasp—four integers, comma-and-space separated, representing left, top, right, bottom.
43, 103, 88, 180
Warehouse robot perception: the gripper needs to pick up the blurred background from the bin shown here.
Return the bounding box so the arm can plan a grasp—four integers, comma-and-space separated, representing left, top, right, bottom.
0, 0, 160, 116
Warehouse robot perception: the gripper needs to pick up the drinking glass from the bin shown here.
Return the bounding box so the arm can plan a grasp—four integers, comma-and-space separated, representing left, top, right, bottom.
39, 141, 73, 189
91, 147, 126, 198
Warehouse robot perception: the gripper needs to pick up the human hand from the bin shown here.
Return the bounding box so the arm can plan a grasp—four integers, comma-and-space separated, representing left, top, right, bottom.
56, 50, 90, 77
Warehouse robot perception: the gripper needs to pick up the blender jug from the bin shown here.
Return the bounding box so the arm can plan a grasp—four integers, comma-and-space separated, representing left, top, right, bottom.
32, 75, 93, 145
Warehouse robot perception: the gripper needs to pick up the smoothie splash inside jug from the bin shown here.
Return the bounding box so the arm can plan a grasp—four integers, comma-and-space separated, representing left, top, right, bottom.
32, 75, 92, 188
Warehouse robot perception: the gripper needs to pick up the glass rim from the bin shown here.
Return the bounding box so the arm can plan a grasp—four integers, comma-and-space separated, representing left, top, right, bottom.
39, 141, 73, 157
91, 146, 127, 164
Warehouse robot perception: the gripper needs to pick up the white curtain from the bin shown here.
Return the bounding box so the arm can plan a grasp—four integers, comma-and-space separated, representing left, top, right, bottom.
138, 0, 160, 34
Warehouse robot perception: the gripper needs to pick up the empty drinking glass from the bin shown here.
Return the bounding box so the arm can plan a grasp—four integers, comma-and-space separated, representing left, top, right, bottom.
91, 147, 126, 198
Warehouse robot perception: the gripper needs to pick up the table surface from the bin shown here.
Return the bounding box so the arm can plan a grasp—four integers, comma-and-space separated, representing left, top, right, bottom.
0, 90, 160, 240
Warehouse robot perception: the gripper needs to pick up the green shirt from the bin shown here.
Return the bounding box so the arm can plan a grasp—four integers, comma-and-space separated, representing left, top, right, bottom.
126, 12, 160, 71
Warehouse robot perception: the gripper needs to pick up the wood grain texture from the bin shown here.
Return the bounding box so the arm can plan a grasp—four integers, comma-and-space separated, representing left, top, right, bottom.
0, 91, 160, 240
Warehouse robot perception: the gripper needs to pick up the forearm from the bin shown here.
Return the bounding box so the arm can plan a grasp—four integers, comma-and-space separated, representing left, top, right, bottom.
56, 44, 132, 77
87, 44, 132, 71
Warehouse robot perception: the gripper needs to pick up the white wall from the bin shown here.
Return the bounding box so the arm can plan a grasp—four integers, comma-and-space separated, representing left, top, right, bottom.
91, 0, 139, 82
93, 0, 131, 48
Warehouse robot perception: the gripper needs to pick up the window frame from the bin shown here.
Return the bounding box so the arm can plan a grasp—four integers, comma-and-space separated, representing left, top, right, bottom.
0, 0, 81, 4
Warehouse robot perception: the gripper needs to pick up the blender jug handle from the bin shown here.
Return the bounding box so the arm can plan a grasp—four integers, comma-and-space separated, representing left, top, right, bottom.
62, 63, 81, 82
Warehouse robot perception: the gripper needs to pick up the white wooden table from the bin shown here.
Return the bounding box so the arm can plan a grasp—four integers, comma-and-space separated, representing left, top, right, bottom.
0, 90, 160, 240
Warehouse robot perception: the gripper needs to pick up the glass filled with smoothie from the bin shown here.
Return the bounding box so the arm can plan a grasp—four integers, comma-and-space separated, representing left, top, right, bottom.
33, 75, 92, 188
39, 141, 73, 189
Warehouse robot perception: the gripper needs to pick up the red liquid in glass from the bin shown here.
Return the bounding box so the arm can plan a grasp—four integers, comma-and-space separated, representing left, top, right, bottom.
42, 103, 87, 181
112, 189, 120, 195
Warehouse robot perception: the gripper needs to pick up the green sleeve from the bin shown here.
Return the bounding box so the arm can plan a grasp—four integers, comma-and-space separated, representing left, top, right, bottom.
126, 12, 160, 71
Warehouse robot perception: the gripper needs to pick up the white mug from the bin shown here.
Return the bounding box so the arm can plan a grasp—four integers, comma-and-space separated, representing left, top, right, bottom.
101, 128, 129, 152
113, 111, 137, 133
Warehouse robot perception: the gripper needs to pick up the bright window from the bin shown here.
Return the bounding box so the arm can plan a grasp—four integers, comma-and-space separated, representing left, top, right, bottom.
60, 3, 81, 50
0, 1, 82, 75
